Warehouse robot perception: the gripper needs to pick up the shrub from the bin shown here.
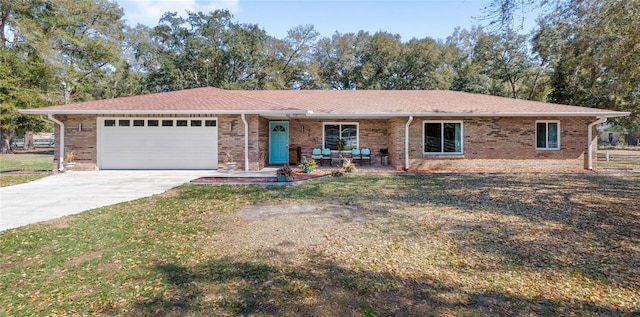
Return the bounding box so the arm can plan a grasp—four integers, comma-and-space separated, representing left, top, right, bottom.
276, 164, 294, 178
342, 158, 356, 173
299, 158, 316, 173
331, 169, 344, 177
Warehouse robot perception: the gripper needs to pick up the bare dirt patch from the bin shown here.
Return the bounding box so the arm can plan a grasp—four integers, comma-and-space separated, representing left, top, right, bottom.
237, 202, 367, 221
209, 203, 368, 264
0, 170, 52, 175
41, 216, 71, 229
64, 251, 103, 269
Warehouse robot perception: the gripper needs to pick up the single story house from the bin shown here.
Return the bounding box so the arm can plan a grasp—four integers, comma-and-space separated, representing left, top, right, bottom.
20, 87, 629, 172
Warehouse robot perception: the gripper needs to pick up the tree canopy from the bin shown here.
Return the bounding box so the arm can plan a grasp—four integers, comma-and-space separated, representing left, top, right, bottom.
1, 0, 638, 153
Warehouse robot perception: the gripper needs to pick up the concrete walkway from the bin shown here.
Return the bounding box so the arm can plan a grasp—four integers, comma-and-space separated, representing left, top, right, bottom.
0, 170, 219, 231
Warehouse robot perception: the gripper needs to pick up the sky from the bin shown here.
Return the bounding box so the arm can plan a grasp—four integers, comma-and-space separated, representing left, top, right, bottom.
114, 0, 537, 42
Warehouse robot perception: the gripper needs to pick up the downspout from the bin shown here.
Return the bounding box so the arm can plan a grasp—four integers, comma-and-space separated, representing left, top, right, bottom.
405, 116, 413, 171
241, 113, 249, 172
46, 114, 65, 172
39, 114, 55, 126
587, 116, 607, 170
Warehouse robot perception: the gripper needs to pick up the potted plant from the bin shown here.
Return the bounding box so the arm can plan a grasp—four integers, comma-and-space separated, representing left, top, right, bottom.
337, 138, 346, 152
62, 151, 76, 171
224, 152, 236, 172
299, 158, 316, 173
276, 164, 293, 182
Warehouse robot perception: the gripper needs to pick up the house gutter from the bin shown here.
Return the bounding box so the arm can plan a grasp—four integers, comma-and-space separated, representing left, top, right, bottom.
45, 114, 65, 172
405, 116, 413, 170
241, 113, 249, 172
588, 116, 607, 170
19, 109, 311, 116
302, 111, 630, 118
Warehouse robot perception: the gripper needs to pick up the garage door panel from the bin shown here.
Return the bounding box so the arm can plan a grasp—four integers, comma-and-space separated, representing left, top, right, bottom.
98, 118, 218, 170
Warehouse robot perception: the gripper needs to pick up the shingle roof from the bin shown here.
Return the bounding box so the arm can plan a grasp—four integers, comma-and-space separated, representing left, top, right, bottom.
20, 87, 629, 117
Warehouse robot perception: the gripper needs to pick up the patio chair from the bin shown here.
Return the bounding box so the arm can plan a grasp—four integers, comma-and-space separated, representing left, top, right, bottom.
360, 147, 371, 165
311, 148, 322, 165
321, 148, 332, 166
351, 148, 361, 165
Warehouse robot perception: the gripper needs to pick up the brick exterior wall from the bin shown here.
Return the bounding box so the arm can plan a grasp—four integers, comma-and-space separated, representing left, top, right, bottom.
258, 117, 269, 169
54, 114, 97, 171
403, 116, 595, 172
54, 114, 599, 172
218, 114, 248, 171
388, 117, 408, 169
288, 119, 390, 165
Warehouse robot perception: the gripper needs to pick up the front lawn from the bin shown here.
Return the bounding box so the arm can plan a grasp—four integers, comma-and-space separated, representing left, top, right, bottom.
1, 174, 638, 316
0, 151, 53, 187
0, 174, 50, 187
0, 151, 54, 172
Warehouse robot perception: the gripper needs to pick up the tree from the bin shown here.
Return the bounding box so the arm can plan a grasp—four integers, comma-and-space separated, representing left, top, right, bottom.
401, 37, 456, 90
534, 0, 640, 125
356, 31, 403, 89
0, 49, 56, 153
14, 0, 126, 103
448, 27, 495, 94
483, 0, 544, 31
140, 10, 268, 91
0, 0, 58, 153
260, 24, 320, 89
312, 32, 367, 90
474, 30, 536, 98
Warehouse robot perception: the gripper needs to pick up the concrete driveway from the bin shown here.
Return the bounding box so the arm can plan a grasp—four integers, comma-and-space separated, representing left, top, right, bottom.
0, 170, 213, 231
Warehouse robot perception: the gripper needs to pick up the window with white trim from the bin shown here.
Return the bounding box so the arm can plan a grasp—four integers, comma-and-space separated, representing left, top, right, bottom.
323, 123, 358, 151
423, 121, 463, 154
536, 121, 560, 150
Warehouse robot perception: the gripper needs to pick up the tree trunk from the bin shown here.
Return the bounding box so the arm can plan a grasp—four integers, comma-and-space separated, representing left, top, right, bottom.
62, 81, 71, 104
23, 131, 34, 150
0, 127, 14, 154
0, 2, 11, 49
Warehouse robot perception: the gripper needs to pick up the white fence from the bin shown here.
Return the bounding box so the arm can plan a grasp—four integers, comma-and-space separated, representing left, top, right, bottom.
11, 138, 55, 148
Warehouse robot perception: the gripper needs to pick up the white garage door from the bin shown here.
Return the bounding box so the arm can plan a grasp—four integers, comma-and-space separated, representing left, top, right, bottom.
97, 117, 218, 169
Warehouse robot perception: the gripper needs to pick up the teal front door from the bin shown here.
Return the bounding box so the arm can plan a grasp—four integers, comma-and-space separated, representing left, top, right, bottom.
269, 122, 289, 164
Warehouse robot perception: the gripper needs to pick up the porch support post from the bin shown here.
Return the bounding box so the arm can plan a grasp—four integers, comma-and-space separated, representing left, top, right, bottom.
241, 113, 249, 171
405, 115, 413, 171
588, 116, 607, 170
46, 114, 65, 172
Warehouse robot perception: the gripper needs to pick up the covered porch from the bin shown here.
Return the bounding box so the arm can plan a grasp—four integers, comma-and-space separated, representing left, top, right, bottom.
256, 117, 404, 170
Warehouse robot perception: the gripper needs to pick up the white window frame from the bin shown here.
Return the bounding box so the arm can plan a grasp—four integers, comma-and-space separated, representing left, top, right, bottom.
322, 122, 359, 152
422, 120, 464, 155
536, 120, 560, 150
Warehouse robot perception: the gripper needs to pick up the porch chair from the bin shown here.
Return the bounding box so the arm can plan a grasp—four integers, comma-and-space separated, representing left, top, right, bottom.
351, 148, 361, 165
360, 147, 372, 165
311, 148, 323, 165
321, 148, 332, 166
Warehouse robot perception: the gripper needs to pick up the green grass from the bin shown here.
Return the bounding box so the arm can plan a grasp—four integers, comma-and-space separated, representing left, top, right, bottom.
0, 174, 50, 187
1, 174, 639, 316
0, 152, 54, 172
0, 151, 53, 186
